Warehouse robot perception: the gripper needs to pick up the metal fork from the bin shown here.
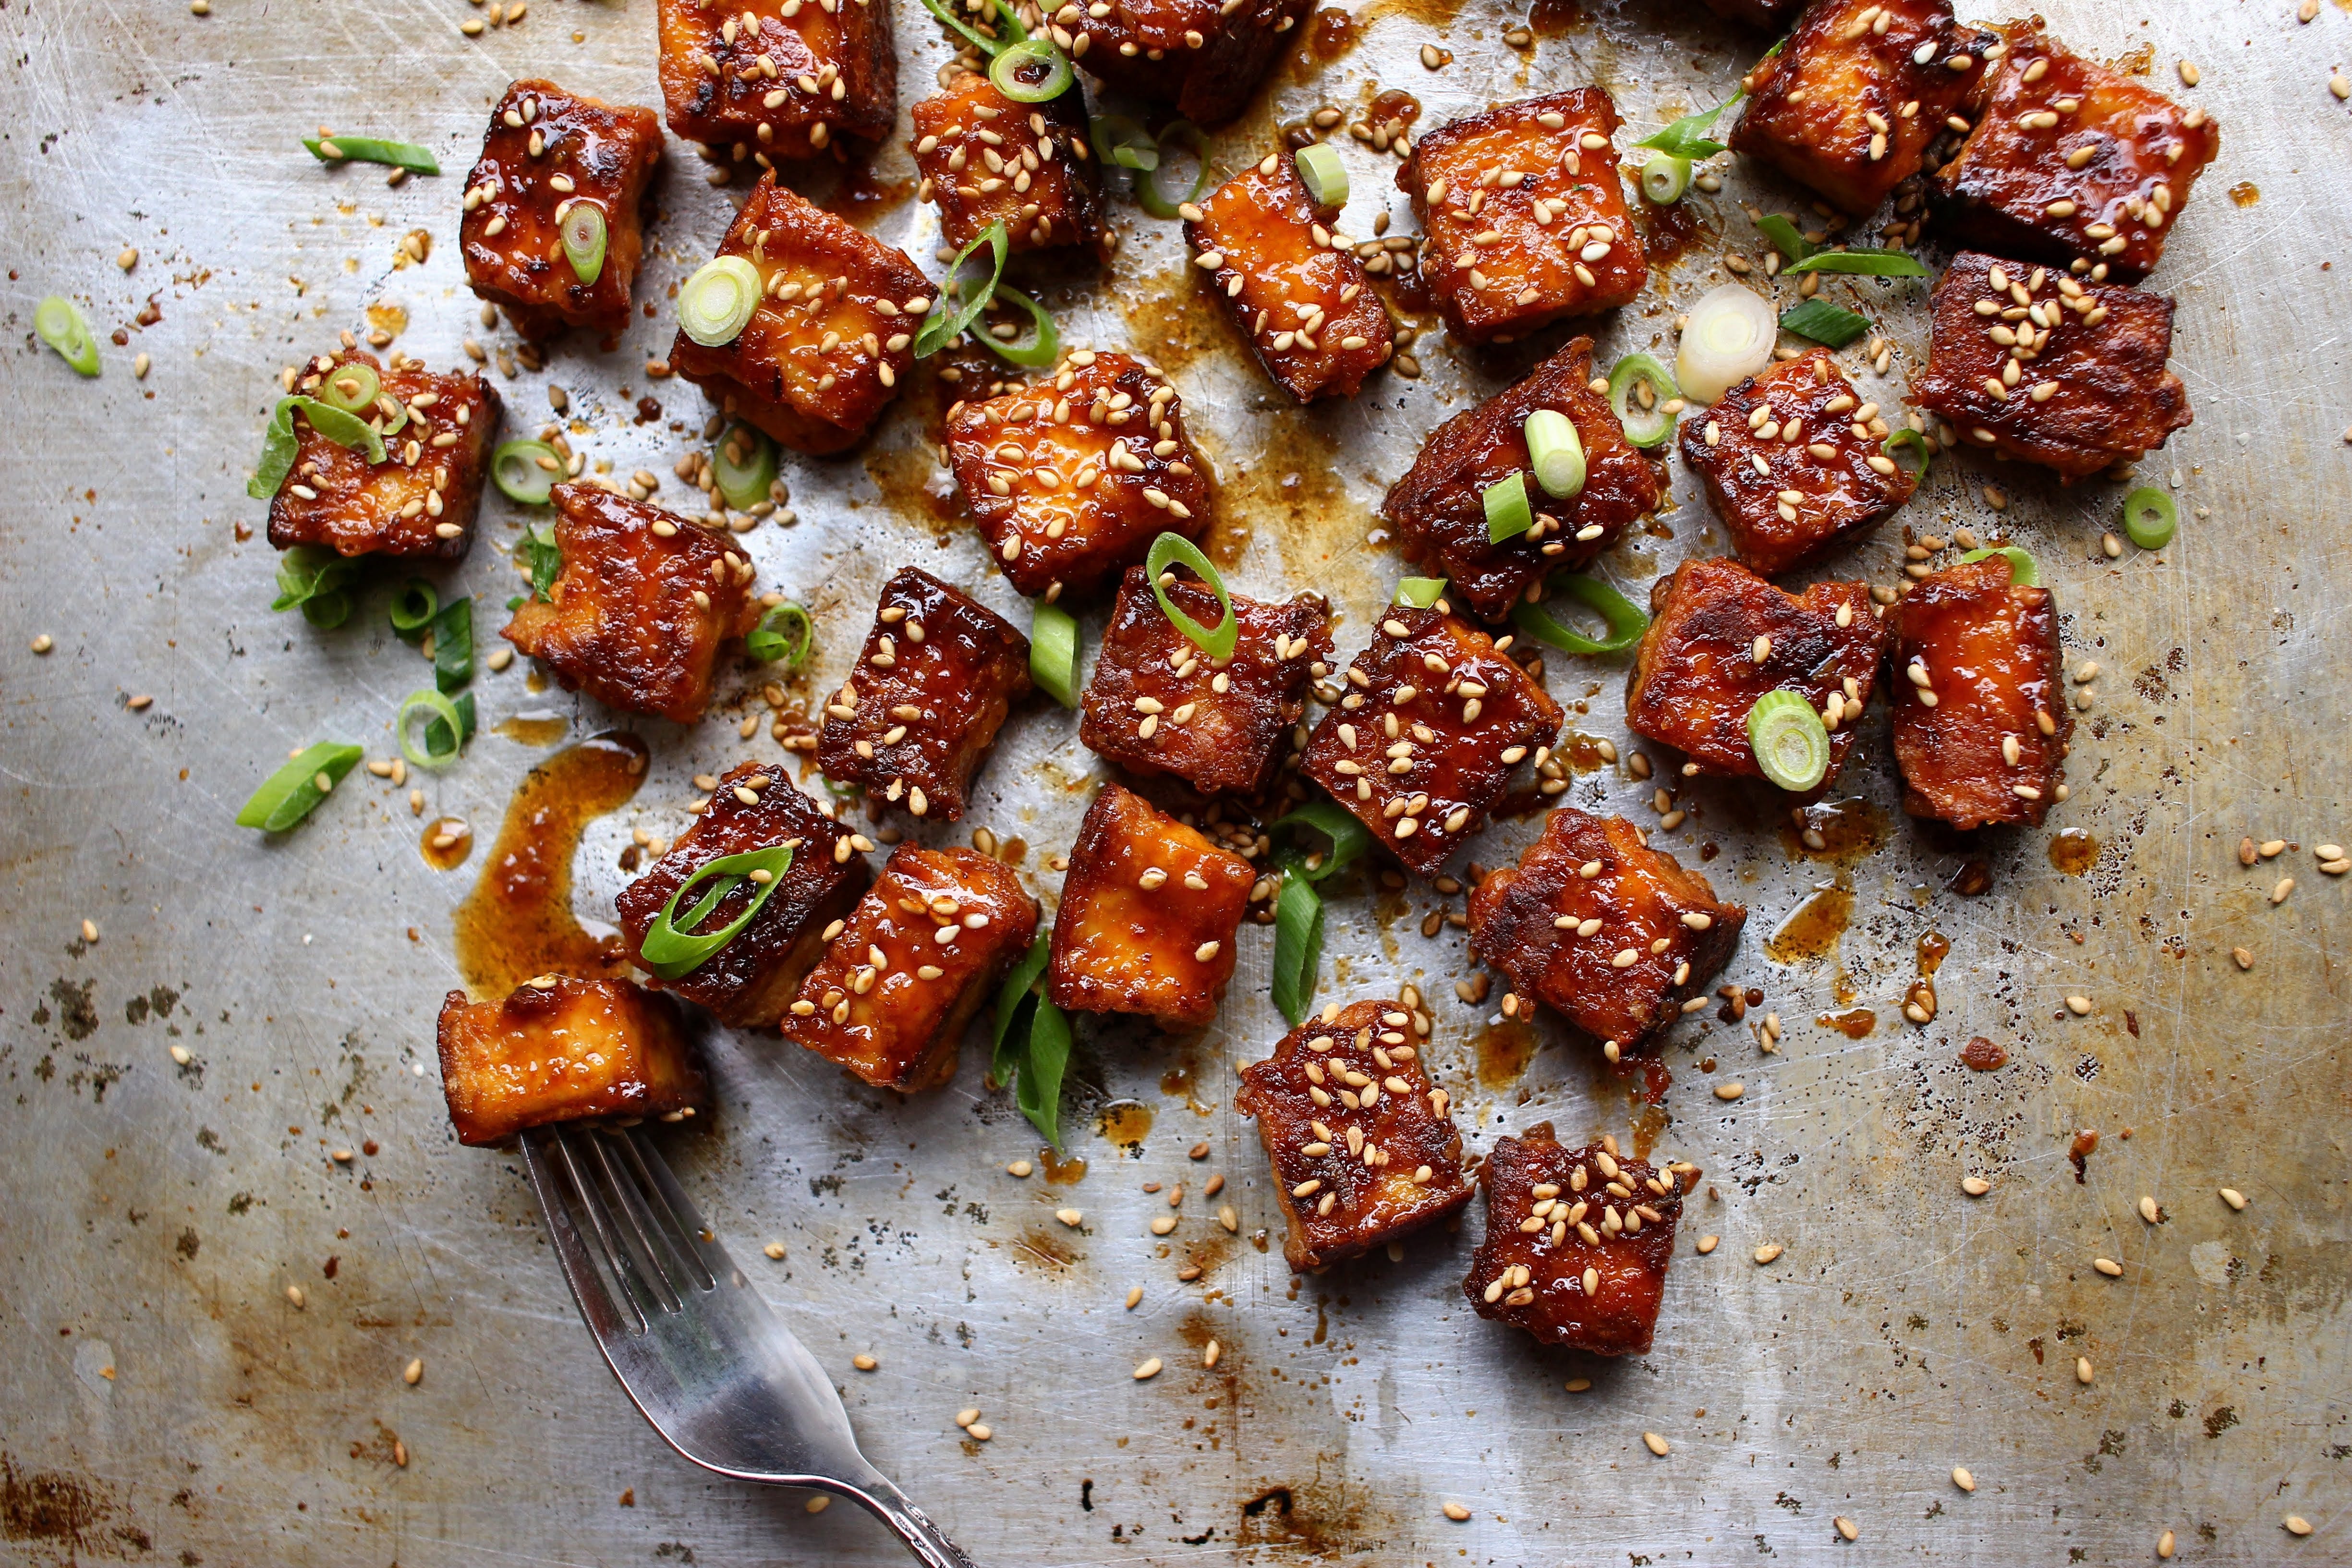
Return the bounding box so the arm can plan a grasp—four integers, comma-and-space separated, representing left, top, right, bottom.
518, 1124, 977, 1568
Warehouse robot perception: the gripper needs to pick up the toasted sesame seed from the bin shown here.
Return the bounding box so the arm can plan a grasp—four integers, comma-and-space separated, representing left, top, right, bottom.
1642, 1432, 1670, 1456
763, 1241, 787, 1259
1833, 1517, 1858, 1542
2075, 1356, 2094, 1385
2158, 1530, 2176, 1559
2219, 1187, 2247, 1210
1754, 1243, 1783, 1264
1961, 1176, 1991, 1197
966, 1422, 993, 1441
2286, 1517, 2313, 1536
1133, 1358, 1163, 1380
1952, 1466, 1975, 1492
853, 1353, 878, 1371
1714, 1082, 1744, 1101
1696, 1234, 1718, 1254
1442, 1501, 1472, 1521
2139, 1194, 2162, 1224
1055, 1207, 1082, 1226
956, 1408, 982, 1428
286, 1285, 306, 1309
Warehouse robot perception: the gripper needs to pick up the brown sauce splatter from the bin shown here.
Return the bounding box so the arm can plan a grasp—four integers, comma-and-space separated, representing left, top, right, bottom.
1817, 1007, 1876, 1039
2069, 1127, 2099, 1182
829, 147, 915, 223
1781, 797, 1886, 862
2048, 829, 2098, 876
1160, 1060, 1212, 1115
419, 816, 474, 871
1098, 1099, 1154, 1149
1916, 930, 1951, 976
492, 712, 570, 747
1960, 1036, 2008, 1071
1632, 188, 1715, 272
863, 435, 965, 540
1947, 858, 1992, 897
2227, 181, 2259, 207
1039, 1144, 1088, 1184
1528, 0, 1584, 36
1476, 1021, 1537, 1088
1307, 6, 1357, 58
1559, 731, 1613, 773
1012, 1227, 1078, 1272
1365, 89, 1423, 133
1766, 886, 1852, 963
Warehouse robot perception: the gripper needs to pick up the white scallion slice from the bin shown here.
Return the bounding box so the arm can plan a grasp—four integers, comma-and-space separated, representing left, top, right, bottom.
1523, 409, 1587, 500
1676, 283, 1777, 404
679, 255, 763, 347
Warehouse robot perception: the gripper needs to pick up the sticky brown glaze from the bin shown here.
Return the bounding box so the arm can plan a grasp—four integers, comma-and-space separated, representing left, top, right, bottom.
1381, 337, 1659, 620
655, 0, 895, 158
911, 72, 1107, 258
816, 566, 1031, 822
1889, 555, 2069, 829
265, 351, 500, 560
1058, 0, 1309, 127
501, 483, 762, 724
1048, 782, 1254, 1028
436, 978, 706, 1147
1235, 998, 1473, 1271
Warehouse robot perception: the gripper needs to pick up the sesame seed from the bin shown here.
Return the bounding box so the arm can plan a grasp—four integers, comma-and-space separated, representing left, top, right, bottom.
1754, 1243, 1783, 1264
1833, 1517, 1858, 1541
1952, 1466, 1975, 1492
1962, 1176, 1991, 1196
1443, 1501, 1471, 1521
2219, 1187, 2247, 1210
763, 1241, 787, 1259
1642, 1432, 1670, 1456
2286, 1517, 2313, 1536
956, 1408, 982, 1428
1696, 1234, 1718, 1254
2139, 1194, 2162, 1224
1133, 1358, 1163, 1380
966, 1423, 993, 1441
2094, 1257, 2123, 1276
2075, 1356, 2094, 1385
1055, 1207, 1082, 1226
852, 1353, 878, 1371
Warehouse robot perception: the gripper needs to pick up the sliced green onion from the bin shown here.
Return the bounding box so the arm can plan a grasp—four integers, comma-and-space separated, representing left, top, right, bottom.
1523, 408, 1587, 500
713, 422, 777, 511
991, 934, 1054, 1078
1637, 97, 1738, 159
990, 37, 1072, 102
1271, 798, 1371, 884
520, 522, 562, 601
1394, 576, 1448, 609
33, 296, 100, 377
2122, 486, 2178, 550
1029, 601, 1081, 707
1746, 690, 1831, 792
1784, 249, 1930, 278
1270, 873, 1326, 1027
389, 579, 439, 637
1145, 532, 1236, 661
304, 134, 439, 175
1607, 353, 1681, 448
1779, 298, 1870, 349
1512, 573, 1650, 656
918, 0, 1025, 54
1957, 545, 2039, 586
1294, 144, 1348, 207
431, 596, 474, 696
1676, 285, 1776, 404
1014, 991, 1072, 1148
679, 255, 764, 347
1138, 122, 1211, 221
249, 397, 388, 500
1755, 213, 1817, 264
1640, 152, 1692, 205
746, 601, 814, 668
235, 741, 364, 832
316, 360, 381, 415
560, 202, 608, 286
398, 687, 468, 770
492, 439, 562, 505
1483, 470, 1535, 544
271, 545, 363, 629
1090, 114, 1159, 171
913, 222, 1010, 358
979, 285, 1060, 367
638, 844, 796, 979
1882, 428, 1931, 480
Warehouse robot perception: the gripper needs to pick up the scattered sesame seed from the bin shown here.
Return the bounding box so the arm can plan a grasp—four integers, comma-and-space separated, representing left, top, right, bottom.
2219, 1187, 2248, 1211
2075, 1356, 2094, 1385
804, 1496, 830, 1514
1952, 1466, 1975, 1493
31, 634, 53, 654
2094, 1256, 2123, 1276
966, 1422, 993, 1440
1055, 1207, 1082, 1226
1754, 1243, 1783, 1264
1713, 1082, 1744, 1101
1833, 1516, 1858, 1541
1133, 1357, 1163, 1380
1008, 1159, 1033, 1177
1642, 1431, 1670, 1456
2285, 1517, 2313, 1536
1696, 1234, 1718, 1254
81, 919, 99, 943
1443, 1501, 1472, 1521
853, 1354, 878, 1371
1962, 1176, 1991, 1197
286, 1285, 306, 1309
763, 1241, 787, 1259
2158, 1530, 2176, 1559
169, 1044, 191, 1065
2139, 1194, 2162, 1224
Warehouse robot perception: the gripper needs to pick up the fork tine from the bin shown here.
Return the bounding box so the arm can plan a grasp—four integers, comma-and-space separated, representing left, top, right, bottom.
520, 1128, 641, 1338
584, 1130, 691, 1309
611, 1130, 719, 1291
553, 1127, 673, 1322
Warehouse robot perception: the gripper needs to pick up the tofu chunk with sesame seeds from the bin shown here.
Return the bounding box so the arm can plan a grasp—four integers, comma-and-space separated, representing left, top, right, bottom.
782, 845, 1037, 1091
655, 0, 895, 159
1079, 566, 1330, 798
911, 72, 1107, 259
436, 978, 707, 1147
265, 352, 501, 561
1467, 806, 1745, 1055
1728, 0, 1993, 217
500, 482, 763, 724
1236, 998, 1474, 1271
1047, 783, 1255, 1029
1463, 1125, 1686, 1356
815, 566, 1031, 823
1907, 251, 2189, 481
667, 173, 930, 456
1397, 88, 1648, 346
461, 80, 663, 342
1300, 608, 1564, 879
945, 350, 1210, 601
1060, 0, 1308, 128
1380, 337, 1660, 621
1930, 20, 2219, 283
1184, 149, 1391, 403
614, 765, 871, 1029
1889, 555, 2069, 830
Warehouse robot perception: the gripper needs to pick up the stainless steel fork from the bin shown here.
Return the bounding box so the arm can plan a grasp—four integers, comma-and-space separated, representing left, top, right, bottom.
518, 1123, 977, 1568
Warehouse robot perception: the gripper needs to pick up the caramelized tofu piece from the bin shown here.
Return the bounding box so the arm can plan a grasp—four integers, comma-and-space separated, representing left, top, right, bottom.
1301, 608, 1564, 878
1080, 566, 1329, 797
1184, 150, 1391, 403
1889, 555, 2069, 829
816, 567, 1031, 822
945, 350, 1209, 600
265, 352, 500, 560
1729, 0, 1993, 216
668, 173, 930, 455
1908, 251, 2189, 481
461, 80, 663, 341
782, 846, 1037, 1090
501, 482, 762, 724
1047, 783, 1254, 1029
1463, 1127, 1685, 1356
1381, 337, 1661, 620
655, 0, 894, 158
1625, 559, 1886, 785
1467, 807, 1744, 1054
1235, 998, 1474, 1271
436, 978, 706, 1147
911, 72, 1105, 257
1931, 20, 2219, 283
1398, 89, 1647, 345
1059, 0, 1306, 127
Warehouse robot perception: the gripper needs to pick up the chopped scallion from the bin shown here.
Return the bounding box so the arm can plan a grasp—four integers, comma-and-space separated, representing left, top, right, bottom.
271, 545, 363, 630
316, 360, 381, 415
1138, 122, 1211, 220
520, 522, 562, 601
560, 202, 608, 286
1511, 573, 1650, 656
33, 296, 100, 377
1746, 690, 1831, 792
746, 601, 814, 668
389, 579, 439, 637
638, 844, 796, 978
1271, 798, 1371, 885
249, 397, 387, 500
1784, 249, 1930, 278
713, 422, 777, 511
679, 255, 763, 347
1523, 408, 1587, 499
1755, 213, 1817, 264
1145, 532, 1236, 661
235, 741, 363, 832
1394, 576, 1448, 609
913, 222, 1010, 358
1294, 144, 1348, 207
989, 37, 1073, 102
397, 687, 468, 771
990, 934, 1070, 1148
1606, 352, 1681, 447
1639, 152, 1692, 205
1882, 427, 1931, 480
1779, 297, 1871, 348
492, 439, 563, 505
1483, 470, 1535, 543
1029, 601, 1081, 707
2121, 486, 2178, 549
1957, 545, 2039, 586
1090, 115, 1159, 171
1637, 97, 1739, 159
979, 285, 1060, 367
1270, 873, 1326, 1026
431, 596, 473, 697
303, 134, 440, 175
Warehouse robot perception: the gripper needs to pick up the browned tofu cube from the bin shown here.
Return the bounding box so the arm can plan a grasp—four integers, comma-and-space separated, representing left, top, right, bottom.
501, 482, 762, 724
1183, 149, 1391, 403
1381, 337, 1661, 621
1625, 558, 1886, 786
1463, 1127, 1685, 1357
460, 80, 663, 342
1889, 555, 2070, 829
945, 350, 1210, 600
1729, 0, 1994, 216
1235, 998, 1474, 1271
1908, 251, 2190, 481
436, 978, 707, 1147
1398, 89, 1647, 346
1467, 806, 1745, 1056
1047, 783, 1254, 1029
1059, 0, 1306, 127
1079, 565, 1330, 797
1300, 608, 1564, 879
911, 71, 1106, 258
1931, 20, 2220, 283
655, 0, 895, 158
816, 566, 1031, 822
781, 846, 1038, 1091
614, 765, 870, 1028
265, 352, 500, 561
668, 173, 930, 456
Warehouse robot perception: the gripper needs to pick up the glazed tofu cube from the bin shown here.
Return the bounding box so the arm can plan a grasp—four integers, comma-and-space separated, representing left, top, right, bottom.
1235, 998, 1474, 1271
1079, 566, 1330, 797
1908, 251, 2190, 481
460, 80, 663, 341
1398, 89, 1647, 345
945, 350, 1210, 600
501, 482, 762, 724
782, 846, 1038, 1091
1467, 806, 1745, 1055
1931, 20, 2219, 283
816, 567, 1031, 822
1300, 608, 1564, 878
1047, 783, 1254, 1029
1729, 0, 1994, 216
265, 352, 500, 561
614, 765, 870, 1029
911, 72, 1106, 258
1184, 149, 1391, 403
1059, 0, 1307, 127
436, 978, 706, 1147
655, 0, 895, 158
1890, 555, 2070, 829
1625, 558, 1886, 785
1462, 1127, 1686, 1356
1680, 349, 1916, 577
668, 173, 931, 455
1381, 337, 1661, 621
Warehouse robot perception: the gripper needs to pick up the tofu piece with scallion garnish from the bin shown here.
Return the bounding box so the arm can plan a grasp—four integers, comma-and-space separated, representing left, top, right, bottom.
264, 351, 500, 562
436, 978, 707, 1146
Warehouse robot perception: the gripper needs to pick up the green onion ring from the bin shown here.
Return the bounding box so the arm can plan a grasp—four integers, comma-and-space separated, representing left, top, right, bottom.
913, 222, 1011, 358
1956, 546, 2040, 587
2121, 486, 2178, 550
303, 134, 439, 175
1483, 470, 1535, 544
1640, 152, 1692, 206
397, 688, 468, 771
1746, 690, 1831, 793
1029, 601, 1082, 707
317, 360, 381, 415
638, 843, 796, 979
990, 38, 1073, 103
1511, 573, 1651, 656
713, 422, 777, 511
1523, 408, 1587, 500
560, 202, 608, 286
679, 255, 764, 347
1294, 144, 1348, 208
492, 439, 562, 505
979, 285, 1060, 367
1090, 114, 1159, 171
746, 601, 815, 667
34, 296, 101, 377
1270, 874, 1326, 1026
1145, 532, 1236, 661
1138, 122, 1211, 221
1271, 798, 1371, 884
389, 579, 439, 637
1882, 428, 1931, 480
1606, 353, 1680, 449
1393, 576, 1448, 609
234, 741, 364, 832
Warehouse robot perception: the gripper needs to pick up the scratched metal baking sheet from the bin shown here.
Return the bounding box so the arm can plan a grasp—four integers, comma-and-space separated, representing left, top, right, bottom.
3, 0, 2348, 1562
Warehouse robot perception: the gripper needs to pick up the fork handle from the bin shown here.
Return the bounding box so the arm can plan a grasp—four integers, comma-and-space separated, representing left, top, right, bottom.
850, 1477, 980, 1568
